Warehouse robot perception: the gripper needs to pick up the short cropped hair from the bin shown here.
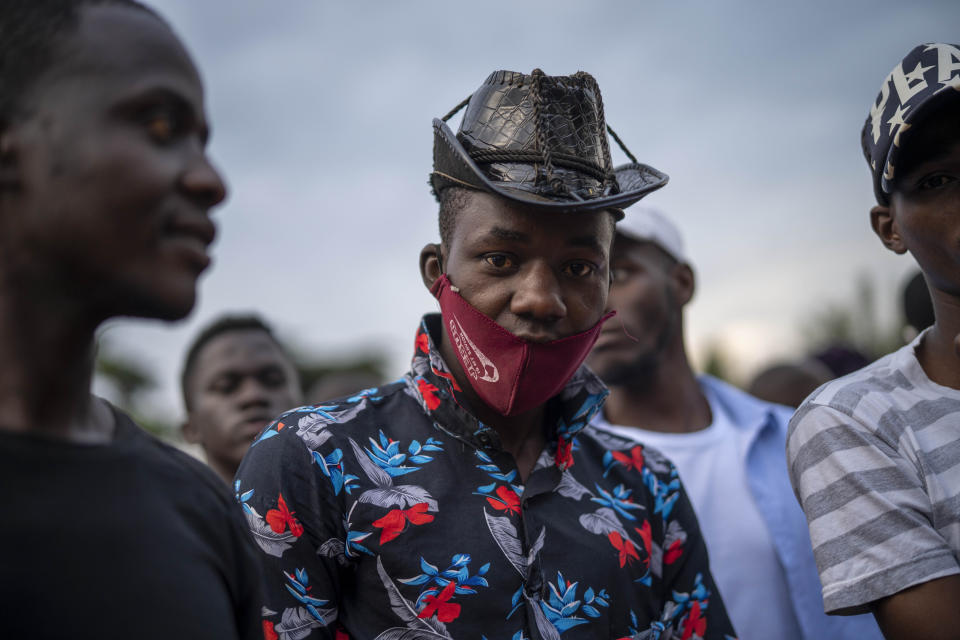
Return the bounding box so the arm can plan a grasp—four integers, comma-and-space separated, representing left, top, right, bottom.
437, 186, 472, 249
0, 0, 158, 120
180, 314, 287, 411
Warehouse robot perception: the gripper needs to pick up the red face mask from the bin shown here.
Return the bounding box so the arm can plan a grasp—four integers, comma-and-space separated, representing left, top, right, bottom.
430, 274, 615, 416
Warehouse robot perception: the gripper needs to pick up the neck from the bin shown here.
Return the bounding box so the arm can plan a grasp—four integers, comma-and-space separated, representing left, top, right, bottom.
0, 276, 113, 442
437, 330, 546, 480
208, 457, 238, 487
602, 340, 711, 434
915, 288, 960, 389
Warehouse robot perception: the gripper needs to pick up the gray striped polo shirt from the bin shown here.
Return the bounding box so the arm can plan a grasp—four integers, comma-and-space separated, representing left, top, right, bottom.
786, 332, 960, 614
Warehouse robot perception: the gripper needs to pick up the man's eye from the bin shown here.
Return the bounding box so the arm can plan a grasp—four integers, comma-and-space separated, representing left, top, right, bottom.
564, 261, 596, 277
610, 263, 643, 283
483, 254, 515, 269
918, 174, 955, 190
209, 377, 237, 394
259, 369, 286, 388
142, 110, 181, 143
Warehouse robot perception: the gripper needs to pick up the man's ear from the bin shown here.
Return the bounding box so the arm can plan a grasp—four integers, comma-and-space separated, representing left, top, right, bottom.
181, 417, 201, 445
420, 243, 443, 290
870, 204, 908, 254
671, 262, 696, 307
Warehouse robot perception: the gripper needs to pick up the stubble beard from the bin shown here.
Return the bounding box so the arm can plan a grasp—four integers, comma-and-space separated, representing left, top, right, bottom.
597, 293, 679, 392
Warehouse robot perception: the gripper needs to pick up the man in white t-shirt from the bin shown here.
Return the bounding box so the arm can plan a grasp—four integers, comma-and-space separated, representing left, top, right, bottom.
587, 207, 881, 640
787, 43, 960, 640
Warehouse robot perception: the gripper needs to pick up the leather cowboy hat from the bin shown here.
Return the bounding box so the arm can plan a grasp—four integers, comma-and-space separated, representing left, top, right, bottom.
430, 69, 668, 218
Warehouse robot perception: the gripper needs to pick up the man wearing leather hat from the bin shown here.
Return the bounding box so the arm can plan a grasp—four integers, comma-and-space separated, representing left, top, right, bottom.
238, 69, 736, 640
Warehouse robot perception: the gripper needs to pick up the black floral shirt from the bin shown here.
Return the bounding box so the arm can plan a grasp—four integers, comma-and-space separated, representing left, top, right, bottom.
235, 315, 736, 640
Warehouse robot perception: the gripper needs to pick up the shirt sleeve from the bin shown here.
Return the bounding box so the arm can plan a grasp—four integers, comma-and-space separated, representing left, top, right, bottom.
786, 401, 960, 614
655, 463, 738, 640
235, 423, 345, 640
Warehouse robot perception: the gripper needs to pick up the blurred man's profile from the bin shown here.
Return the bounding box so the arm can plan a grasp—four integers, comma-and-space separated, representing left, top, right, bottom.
747, 359, 832, 408
0, 2, 261, 637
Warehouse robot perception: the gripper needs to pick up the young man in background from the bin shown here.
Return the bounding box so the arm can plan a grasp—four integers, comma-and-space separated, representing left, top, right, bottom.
181, 314, 302, 484
587, 207, 881, 639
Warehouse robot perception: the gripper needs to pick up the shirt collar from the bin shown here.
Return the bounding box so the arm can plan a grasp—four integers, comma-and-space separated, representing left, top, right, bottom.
699, 374, 786, 436
406, 313, 610, 458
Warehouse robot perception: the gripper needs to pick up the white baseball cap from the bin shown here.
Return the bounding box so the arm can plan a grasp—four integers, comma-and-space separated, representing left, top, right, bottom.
615, 206, 688, 264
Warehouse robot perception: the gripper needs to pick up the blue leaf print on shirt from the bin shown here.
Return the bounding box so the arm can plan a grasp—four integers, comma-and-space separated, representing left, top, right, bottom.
591, 484, 644, 521
398, 553, 491, 608
312, 448, 360, 495
641, 466, 681, 521
365, 430, 444, 477
538, 572, 611, 634
283, 567, 337, 624
234, 479, 254, 516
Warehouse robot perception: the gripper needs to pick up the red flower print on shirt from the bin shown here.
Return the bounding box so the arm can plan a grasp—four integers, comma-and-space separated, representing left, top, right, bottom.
416, 330, 430, 354
265, 493, 304, 537
608, 531, 640, 567
263, 621, 279, 640
681, 600, 707, 640
556, 437, 574, 470
612, 445, 644, 472
418, 580, 461, 623
372, 502, 435, 544
417, 378, 441, 410
334, 628, 351, 640
486, 485, 521, 515
635, 520, 653, 565
664, 538, 684, 565
430, 364, 462, 392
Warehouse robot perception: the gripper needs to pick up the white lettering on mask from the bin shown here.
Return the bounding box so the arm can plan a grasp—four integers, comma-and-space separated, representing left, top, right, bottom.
449, 317, 499, 383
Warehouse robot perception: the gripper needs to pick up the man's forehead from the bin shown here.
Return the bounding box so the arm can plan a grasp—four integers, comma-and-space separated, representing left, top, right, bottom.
39, 4, 198, 95
196, 330, 287, 370
612, 234, 671, 261
457, 193, 613, 245
480, 224, 606, 248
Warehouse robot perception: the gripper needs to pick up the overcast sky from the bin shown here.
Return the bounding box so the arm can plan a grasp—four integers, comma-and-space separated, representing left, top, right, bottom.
95, 0, 960, 422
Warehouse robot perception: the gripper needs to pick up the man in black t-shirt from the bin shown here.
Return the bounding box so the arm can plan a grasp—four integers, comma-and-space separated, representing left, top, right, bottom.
0, 1, 261, 638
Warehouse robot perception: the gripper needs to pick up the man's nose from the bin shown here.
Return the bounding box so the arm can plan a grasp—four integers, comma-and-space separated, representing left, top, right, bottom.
509, 262, 567, 321
235, 377, 270, 408
181, 152, 227, 208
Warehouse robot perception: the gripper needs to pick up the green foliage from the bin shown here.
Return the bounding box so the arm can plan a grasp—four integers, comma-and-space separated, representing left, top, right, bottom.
294, 354, 388, 396
701, 341, 731, 382
801, 272, 904, 360
95, 353, 154, 402
95, 346, 175, 437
